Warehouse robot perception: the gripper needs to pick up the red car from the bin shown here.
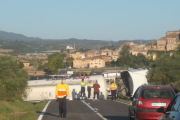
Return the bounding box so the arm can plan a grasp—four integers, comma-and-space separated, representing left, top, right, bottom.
128, 85, 175, 120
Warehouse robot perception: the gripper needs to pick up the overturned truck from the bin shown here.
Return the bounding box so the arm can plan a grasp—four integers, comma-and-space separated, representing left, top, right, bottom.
24, 75, 108, 102
121, 68, 148, 97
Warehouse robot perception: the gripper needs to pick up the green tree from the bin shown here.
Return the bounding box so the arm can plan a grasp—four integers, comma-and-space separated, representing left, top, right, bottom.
18, 62, 24, 69
117, 45, 133, 67
78, 48, 90, 52
133, 53, 150, 68
117, 45, 150, 68
174, 44, 180, 55
61, 49, 64, 52
147, 53, 180, 85
66, 57, 74, 67
105, 62, 111, 67
61, 53, 67, 59
47, 53, 63, 74
0, 56, 29, 101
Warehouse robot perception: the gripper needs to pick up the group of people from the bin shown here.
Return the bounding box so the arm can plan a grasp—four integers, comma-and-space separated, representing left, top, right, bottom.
55, 78, 117, 118
80, 79, 100, 100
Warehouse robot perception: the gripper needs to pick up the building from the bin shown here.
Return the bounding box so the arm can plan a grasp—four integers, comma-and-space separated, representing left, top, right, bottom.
81, 60, 88, 68
89, 58, 105, 68
148, 30, 180, 51
120, 42, 135, 47
73, 57, 105, 68
93, 55, 109, 62
73, 59, 82, 68
110, 55, 119, 61
148, 53, 157, 60
85, 50, 99, 58
71, 52, 85, 59
66, 46, 74, 50
157, 38, 166, 51
100, 49, 113, 56
23, 62, 30, 67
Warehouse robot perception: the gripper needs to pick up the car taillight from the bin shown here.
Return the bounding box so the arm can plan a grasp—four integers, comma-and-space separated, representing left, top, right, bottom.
137, 96, 143, 107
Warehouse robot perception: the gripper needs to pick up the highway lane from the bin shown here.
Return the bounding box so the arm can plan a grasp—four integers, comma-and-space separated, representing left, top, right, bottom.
38, 100, 129, 120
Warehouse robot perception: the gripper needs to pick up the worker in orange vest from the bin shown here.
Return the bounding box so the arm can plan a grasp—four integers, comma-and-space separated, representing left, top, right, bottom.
55, 78, 69, 118
110, 81, 117, 100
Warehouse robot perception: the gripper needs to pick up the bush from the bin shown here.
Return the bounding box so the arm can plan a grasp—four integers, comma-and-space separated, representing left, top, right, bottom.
0, 56, 29, 101
169, 80, 180, 93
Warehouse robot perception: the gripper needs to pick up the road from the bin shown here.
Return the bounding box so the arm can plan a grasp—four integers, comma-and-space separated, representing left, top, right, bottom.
38, 100, 130, 120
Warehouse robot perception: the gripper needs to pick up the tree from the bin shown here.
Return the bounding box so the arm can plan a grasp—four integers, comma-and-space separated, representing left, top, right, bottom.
116, 45, 150, 68
61, 53, 67, 59
147, 53, 180, 85
174, 44, 180, 55
18, 62, 24, 69
0, 56, 29, 101
66, 57, 74, 67
117, 45, 133, 67
105, 62, 111, 67
47, 53, 63, 74
78, 48, 90, 52
133, 53, 150, 68
61, 49, 64, 52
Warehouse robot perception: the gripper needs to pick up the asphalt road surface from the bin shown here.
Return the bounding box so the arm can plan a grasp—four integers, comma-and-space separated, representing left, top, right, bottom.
38, 100, 130, 120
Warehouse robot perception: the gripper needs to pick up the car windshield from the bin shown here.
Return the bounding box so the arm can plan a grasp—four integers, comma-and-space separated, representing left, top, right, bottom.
142, 89, 174, 99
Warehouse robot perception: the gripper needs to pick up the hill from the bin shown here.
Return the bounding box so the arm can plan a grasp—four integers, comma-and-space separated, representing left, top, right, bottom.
0, 30, 42, 41
0, 30, 156, 44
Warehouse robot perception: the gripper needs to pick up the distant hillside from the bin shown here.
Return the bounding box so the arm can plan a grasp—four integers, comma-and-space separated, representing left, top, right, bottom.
0, 30, 156, 44
0, 30, 42, 41
47, 38, 109, 44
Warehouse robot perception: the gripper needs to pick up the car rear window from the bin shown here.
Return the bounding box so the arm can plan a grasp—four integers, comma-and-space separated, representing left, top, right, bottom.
142, 89, 174, 99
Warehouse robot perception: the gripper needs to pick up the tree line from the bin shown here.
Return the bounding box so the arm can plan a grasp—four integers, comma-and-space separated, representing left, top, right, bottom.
106, 45, 152, 68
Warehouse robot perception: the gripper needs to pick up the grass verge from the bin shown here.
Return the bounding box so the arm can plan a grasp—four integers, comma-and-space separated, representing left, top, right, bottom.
0, 100, 48, 120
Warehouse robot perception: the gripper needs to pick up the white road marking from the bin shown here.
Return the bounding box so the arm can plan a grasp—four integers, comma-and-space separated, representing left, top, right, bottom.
81, 100, 107, 120
94, 108, 99, 111
37, 100, 51, 120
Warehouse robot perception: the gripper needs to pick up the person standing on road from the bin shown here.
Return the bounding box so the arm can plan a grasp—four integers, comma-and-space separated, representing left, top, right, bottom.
93, 80, 100, 101
110, 81, 117, 100
80, 79, 86, 99
87, 80, 92, 99
55, 78, 69, 118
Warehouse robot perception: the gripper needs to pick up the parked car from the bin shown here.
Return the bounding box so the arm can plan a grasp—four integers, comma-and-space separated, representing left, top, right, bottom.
156, 92, 180, 120
129, 85, 175, 120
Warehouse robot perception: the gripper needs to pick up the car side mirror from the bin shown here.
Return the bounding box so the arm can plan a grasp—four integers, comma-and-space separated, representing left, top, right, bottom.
156, 107, 165, 113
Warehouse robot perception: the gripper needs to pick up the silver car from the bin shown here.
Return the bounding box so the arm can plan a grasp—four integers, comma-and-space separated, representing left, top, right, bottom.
157, 93, 180, 120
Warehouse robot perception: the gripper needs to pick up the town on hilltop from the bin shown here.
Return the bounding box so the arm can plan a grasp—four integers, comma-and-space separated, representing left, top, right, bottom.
0, 30, 180, 76
71, 30, 180, 68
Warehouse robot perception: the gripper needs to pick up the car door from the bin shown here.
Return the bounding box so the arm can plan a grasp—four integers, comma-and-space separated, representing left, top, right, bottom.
163, 95, 180, 120
130, 87, 141, 115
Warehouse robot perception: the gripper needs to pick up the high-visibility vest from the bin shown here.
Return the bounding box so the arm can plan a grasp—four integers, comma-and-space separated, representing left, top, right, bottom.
55, 83, 69, 98
87, 83, 91, 87
81, 82, 86, 87
110, 83, 117, 90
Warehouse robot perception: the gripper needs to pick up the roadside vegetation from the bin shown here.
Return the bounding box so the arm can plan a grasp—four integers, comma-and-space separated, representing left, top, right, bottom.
0, 100, 48, 120
0, 56, 48, 120
147, 45, 180, 93
117, 98, 131, 104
